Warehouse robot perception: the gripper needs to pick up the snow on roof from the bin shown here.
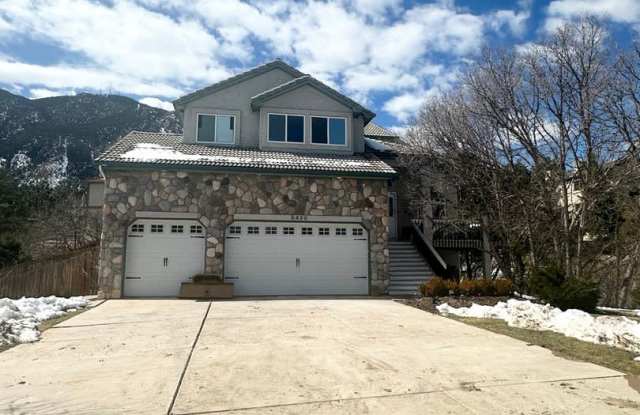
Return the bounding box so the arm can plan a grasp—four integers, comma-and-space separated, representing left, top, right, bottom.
98, 131, 396, 177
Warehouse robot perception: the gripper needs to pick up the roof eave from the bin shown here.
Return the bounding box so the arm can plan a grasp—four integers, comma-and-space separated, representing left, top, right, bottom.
98, 160, 397, 179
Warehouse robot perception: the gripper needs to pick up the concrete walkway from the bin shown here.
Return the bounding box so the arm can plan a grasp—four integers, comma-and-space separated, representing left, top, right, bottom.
0, 298, 638, 414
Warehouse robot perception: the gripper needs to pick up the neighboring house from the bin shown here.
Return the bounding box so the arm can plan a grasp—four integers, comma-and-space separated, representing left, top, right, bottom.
96, 60, 397, 298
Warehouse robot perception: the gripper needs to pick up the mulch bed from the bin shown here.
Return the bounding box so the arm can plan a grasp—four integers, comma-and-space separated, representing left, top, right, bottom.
401, 296, 511, 314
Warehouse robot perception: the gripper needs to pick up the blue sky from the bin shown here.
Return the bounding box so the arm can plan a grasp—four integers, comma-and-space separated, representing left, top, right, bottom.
0, 0, 638, 130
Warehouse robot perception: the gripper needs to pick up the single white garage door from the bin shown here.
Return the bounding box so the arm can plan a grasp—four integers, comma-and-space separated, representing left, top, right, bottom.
124, 219, 205, 297
224, 221, 369, 296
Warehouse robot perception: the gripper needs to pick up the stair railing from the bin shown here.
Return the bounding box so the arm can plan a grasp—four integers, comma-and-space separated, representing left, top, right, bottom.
409, 221, 448, 276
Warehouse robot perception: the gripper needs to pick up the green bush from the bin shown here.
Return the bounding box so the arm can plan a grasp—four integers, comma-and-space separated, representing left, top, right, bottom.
528, 266, 600, 312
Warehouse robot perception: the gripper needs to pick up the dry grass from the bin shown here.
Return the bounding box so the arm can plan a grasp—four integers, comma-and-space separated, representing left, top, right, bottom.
453, 316, 640, 376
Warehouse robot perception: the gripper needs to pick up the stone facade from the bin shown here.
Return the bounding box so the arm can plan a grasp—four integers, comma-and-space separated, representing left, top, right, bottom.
98, 169, 390, 298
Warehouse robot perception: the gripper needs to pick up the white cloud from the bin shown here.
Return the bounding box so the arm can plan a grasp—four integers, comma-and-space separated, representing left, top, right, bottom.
545, 0, 640, 31
0, 0, 532, 123
383, 91, 426, 123
0, 58, 185, 97
139, 97, 174, 111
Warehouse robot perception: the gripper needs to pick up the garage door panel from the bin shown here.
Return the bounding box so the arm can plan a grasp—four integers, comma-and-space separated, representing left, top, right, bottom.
224, 221, 368, 296
124, 219, 205, 297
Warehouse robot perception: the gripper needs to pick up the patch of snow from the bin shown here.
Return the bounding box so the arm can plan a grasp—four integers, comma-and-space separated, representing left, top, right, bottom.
437, 299, 640, 354
10, 152, 31, 170
364, 137, 387, 151
0, 157, 5, 168
120, 143, 381, 169
0, 296, 88, 345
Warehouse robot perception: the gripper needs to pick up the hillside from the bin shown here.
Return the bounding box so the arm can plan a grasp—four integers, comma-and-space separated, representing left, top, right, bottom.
0, 90, 181, 184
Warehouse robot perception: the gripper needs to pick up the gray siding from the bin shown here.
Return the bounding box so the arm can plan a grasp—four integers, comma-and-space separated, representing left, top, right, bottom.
182, 68, 296, 146
180, 68, 366, 154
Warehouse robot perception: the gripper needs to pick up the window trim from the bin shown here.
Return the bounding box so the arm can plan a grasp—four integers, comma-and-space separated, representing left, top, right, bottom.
267, 113, 306, 144
196, 112, 237, 145
310, 116, 348, 147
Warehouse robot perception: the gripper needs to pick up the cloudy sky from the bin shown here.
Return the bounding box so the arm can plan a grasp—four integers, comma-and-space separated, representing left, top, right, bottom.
0, 0, 638, 128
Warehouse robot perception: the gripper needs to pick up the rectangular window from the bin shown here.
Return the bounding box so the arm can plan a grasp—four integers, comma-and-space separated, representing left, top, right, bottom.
301, 227, 313, 235
335, 228, 346, 236
265, 226, 277, 235
248, 226, 259, 235
329, 118, 346, 145
197, 114, 235, 144
229, 225, 241, 235
171, 225, 184, 233
283, 227, 295, 235
287, 115, 304, 142
352, 228, 363, 236
131, 224, 144, 233
312, 116, 346, 145
268, 114, 304, 143
311, 117, 327, 144
190, 225, 203, 234
151, 224, 164, 233
318, 227, 330, 236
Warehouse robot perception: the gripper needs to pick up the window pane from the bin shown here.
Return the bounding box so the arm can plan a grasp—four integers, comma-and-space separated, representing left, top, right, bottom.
311, 117, 328, 144
197, 114, 215, 142
287, 115, 304, 142
329, 118, 346, 145
216, 115, 234, 144
268, 114, 286, 141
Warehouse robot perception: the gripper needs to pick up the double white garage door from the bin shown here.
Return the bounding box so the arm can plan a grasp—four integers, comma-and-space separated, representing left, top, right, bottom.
124, 219, 369, 297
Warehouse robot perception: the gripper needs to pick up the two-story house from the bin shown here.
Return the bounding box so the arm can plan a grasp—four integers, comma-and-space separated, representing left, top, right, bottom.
96, 60, 399, 298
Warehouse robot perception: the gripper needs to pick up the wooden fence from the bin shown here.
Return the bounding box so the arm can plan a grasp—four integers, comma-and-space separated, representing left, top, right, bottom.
0, 245, 100, 298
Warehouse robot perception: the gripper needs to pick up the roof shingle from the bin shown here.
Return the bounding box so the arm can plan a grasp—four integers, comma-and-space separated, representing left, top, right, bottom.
97, 131, 396, 178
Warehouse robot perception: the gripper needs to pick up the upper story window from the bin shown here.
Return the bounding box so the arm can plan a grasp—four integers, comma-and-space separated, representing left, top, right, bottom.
197, 114, 235, 144
268, 114, 304, 143
311, 116, 346, 145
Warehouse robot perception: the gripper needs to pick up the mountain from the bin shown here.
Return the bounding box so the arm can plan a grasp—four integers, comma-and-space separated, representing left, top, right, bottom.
0, 89, 181, 183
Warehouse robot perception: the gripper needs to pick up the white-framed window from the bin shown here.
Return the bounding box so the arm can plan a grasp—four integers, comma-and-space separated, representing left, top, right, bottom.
352, 228, 363, 236
283, 227, 295, 235
229, 225, 241, 235
197, 113, 236, 144
311, 116, 347, 145
248, 226, 260, 235
301, 227, 313, 235
335, 227, 346, 236
268, 113, 305, 143
318, 227, 330, 236
171, 225, 184, 233
190, 225, 203, 234
265, 226, 278, 235
131, 224, 144, 233
151, 224, 164, 233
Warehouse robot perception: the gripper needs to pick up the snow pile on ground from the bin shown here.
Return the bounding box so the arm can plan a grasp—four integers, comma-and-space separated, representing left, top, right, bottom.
437, 299, 640, 354
0, 296, 88, 345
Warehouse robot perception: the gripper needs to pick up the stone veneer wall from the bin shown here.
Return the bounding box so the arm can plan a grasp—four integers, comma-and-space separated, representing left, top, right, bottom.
98, 170, 389, 298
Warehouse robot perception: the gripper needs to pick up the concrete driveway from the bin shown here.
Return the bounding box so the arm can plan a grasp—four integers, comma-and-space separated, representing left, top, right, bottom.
0, 299, 638, 414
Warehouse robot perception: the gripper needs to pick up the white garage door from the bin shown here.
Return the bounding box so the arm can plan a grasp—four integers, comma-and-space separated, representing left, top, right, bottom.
124, 219, 205, 297
224, 221, 369, 296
